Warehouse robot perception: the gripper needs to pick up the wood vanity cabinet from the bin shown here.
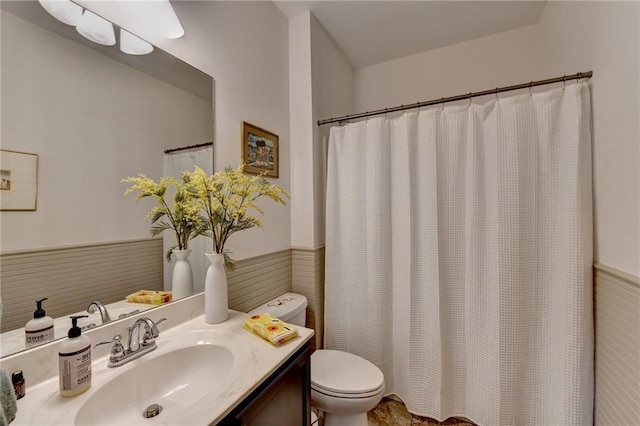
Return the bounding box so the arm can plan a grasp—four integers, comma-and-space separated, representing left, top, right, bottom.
218, 341, 311, 426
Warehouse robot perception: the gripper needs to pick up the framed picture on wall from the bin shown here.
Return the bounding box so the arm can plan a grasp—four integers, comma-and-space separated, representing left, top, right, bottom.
242, 121, 279, 178
0, 149, 38, 211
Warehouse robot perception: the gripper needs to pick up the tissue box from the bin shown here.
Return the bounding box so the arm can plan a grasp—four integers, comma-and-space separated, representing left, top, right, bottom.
125, 290, 172, 305
243, 313, 298, 346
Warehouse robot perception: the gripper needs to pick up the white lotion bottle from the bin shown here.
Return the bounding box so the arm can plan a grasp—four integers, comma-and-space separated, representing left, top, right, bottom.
59, 315, 92, 397
25, 298, 54, 348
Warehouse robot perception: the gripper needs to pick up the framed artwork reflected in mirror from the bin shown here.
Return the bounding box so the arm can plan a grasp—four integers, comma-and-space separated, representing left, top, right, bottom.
0, 149, 38, 211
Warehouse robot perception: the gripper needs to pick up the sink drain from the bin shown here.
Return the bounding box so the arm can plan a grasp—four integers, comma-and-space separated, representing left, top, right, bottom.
143, 403, 163, 419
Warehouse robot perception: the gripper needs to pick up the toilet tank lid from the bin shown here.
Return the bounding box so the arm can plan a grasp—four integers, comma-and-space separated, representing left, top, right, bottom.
247, 292, 307, 322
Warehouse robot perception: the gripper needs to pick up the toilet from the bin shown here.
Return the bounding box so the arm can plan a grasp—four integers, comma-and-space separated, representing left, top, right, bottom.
249, 293, 385, 426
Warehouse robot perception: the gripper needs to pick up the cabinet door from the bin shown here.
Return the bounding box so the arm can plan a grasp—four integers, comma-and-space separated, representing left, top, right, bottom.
238, 359, 305, 425
220, 342, 310, 426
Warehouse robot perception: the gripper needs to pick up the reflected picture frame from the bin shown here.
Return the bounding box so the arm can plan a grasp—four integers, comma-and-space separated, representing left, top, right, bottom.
242, 121, 279, 178
0, 149, 38, 211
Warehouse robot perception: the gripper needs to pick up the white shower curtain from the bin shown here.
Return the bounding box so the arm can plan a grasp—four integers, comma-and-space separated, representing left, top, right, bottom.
163, 146, 213, 294
325, 83, 593, 425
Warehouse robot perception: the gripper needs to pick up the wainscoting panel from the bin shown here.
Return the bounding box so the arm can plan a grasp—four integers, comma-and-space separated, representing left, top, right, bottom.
292, 246, 325, 351
0, 238, 163, 332
227, 248, 293, 314
594, 263, 640, 426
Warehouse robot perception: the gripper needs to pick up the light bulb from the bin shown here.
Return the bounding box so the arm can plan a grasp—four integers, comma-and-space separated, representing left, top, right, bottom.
76, 10, 116, 46
120, 29, 154, 55
38, 0, 83, 26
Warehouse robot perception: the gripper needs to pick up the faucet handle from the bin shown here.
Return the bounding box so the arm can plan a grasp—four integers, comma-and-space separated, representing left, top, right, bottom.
95, 334, 126, 364
141, 318, 167, 346
95, 334, 121, 348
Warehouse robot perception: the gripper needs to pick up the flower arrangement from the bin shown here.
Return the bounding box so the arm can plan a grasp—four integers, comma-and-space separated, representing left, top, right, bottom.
122, 174, 204, 261
182, 163, 289, 270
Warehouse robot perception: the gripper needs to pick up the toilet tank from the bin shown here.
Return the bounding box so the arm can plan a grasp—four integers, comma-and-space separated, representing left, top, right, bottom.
247, 292, 307, 327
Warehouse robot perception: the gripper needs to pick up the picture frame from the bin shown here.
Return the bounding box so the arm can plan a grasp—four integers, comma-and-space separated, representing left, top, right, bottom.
0, 149, 38, 211
242, 121, 279, 178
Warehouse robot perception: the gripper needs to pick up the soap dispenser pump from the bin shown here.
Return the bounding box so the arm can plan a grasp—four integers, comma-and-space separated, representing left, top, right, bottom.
25, 298, 54, 348
58, 315, 92, 397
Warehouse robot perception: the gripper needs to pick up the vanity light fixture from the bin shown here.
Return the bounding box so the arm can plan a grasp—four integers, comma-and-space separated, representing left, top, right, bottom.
76, 10, 116, 46
113, 0, 185, 40
38, 0, 83, 26
39, 0, 181, 55
119, 29, 154, 55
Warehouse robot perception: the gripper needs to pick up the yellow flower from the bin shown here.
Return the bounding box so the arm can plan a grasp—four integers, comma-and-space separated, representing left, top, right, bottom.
182, 163, 289, 270
122, 174, 206, 262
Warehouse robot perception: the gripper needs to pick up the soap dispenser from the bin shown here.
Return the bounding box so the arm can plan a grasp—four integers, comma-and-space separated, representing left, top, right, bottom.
25, 298, 54, 348
58, 315, 91, 397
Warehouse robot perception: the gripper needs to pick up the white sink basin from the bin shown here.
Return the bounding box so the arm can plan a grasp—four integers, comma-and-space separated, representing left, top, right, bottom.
74, 330, 248, 425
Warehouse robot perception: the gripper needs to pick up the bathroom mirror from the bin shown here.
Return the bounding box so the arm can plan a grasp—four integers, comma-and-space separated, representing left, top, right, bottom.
0, 1, 214, 357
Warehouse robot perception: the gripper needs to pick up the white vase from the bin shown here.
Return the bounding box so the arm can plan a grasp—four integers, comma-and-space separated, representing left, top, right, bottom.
204, 252, 228, 324
171, 249, 193, 300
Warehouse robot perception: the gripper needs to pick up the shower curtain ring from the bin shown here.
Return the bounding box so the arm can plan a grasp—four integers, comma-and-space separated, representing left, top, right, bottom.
495, 87, 499, 100
468, 93, 472, 105
563, 75, 567, 90
529, 81, 533, 96
441, 98, 445, 111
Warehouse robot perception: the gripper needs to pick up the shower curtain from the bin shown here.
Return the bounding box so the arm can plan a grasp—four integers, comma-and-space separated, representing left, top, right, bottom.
163, 146, 213, 294
324, 83, 593, 425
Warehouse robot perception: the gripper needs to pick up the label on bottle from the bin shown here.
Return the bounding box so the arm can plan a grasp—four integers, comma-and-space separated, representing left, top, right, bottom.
25, 324, 54, 348
59, 345, 91, 391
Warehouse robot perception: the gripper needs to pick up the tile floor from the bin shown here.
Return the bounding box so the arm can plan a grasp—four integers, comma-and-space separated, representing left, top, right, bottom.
367, 397, 476, 426
313, 396, 476, 426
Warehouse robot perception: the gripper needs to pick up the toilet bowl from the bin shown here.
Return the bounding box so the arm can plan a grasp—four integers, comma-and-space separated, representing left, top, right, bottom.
311, 349, 385, 426
248, 294, 385, 426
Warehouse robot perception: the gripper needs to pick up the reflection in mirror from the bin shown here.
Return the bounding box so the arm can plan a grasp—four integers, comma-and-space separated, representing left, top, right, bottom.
0, 1, 214, 358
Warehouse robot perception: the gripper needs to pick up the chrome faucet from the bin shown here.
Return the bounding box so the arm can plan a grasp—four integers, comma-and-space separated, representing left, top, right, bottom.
128, 317, 162, 352
95, 317, 166, 368
87, 301, 112, 324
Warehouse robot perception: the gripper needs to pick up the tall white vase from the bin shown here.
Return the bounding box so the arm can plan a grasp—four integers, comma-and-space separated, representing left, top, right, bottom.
204, 252, 228, 324
171, 249, 193, 300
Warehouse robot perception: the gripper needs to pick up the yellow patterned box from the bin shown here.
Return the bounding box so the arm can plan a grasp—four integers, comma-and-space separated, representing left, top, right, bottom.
243, 313, 298, 346
125, 290, 172, 305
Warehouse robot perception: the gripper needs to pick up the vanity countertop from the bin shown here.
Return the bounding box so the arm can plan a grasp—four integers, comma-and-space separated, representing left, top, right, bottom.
8, 309, 314, 425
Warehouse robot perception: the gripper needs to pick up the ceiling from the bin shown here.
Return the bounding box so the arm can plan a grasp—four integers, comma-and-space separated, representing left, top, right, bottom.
274, 1, 548, 69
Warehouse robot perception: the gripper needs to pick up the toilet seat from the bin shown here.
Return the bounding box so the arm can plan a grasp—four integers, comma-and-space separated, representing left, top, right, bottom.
311, 350, 385, 399
311, 383, 384, 399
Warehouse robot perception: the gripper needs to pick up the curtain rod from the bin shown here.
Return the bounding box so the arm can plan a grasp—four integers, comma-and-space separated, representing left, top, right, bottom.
164, 141, 213, 154
317, 71, 593, 126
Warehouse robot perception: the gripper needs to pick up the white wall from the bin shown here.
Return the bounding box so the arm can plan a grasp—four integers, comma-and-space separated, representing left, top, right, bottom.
538, 0, 639, 277
289, 12, 354, 249
0, 11, 212, 251
354, 24, 543, 112
289, 12, 315, 248
537, 3, 640, 424
310, 14, 354, 246
84, 1, 292, 261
